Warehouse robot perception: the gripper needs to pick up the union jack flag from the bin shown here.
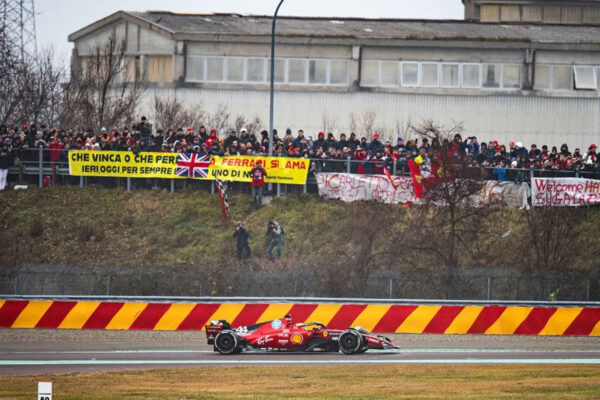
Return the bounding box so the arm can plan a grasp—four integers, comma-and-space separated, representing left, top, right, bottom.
176, 153, 210, 178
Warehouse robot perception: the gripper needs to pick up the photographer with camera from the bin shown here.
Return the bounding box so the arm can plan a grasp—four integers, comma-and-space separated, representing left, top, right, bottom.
233, 221, 251, 260
266, 220, 284, 262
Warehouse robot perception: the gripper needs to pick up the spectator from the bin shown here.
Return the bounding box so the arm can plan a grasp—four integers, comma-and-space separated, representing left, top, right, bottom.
494, 161, 508, 182
0, 142, 13, 190
135, 116, 153, 138
313, 131, 326, 151
465, 136, 480, 157
250, 160, 267, 209
266, 220, 284, 262
368, 133, 384, 154
233, 221, 251, 260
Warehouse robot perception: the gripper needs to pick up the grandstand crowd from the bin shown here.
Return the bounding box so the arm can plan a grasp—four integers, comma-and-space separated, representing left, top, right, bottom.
2, 117, 600, 180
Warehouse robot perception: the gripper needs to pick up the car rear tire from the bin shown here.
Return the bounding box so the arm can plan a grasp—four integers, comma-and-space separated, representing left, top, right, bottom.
214, 331, 240, 355
338, 329, 364, 354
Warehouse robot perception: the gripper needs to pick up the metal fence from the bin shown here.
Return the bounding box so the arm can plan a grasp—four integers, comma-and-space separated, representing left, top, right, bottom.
5, 148, 600, 195
1, 263, 597, 301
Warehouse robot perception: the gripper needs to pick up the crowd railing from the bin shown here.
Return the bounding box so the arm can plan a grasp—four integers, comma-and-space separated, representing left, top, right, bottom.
5, 148, 600, 194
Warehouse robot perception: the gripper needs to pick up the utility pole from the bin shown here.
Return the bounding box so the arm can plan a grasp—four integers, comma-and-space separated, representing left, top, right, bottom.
268, 0, 285, 157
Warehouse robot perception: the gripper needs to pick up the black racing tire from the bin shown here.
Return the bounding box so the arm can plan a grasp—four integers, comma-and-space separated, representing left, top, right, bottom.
214, 331, 240, 355
338, 329, 364, 355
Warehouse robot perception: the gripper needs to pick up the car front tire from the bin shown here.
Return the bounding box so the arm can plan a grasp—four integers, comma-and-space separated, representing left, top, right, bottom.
338, 329, 364, 355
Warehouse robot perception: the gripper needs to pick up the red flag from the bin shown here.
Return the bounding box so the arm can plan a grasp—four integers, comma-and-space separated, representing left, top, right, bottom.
408, 160, 423, 199
215, 177, 229, 222
383, 168, 398, 190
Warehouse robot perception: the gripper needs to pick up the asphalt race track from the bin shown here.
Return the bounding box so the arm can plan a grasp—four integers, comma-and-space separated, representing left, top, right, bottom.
1, 329, 599, 375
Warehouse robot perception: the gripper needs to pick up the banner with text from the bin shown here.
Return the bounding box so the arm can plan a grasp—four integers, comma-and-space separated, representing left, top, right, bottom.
209, 156, 309, 185
315, 173, 416, 204
481, 181, 531, 209
532, 177, 600, 207
68, 151, 211, 179
68, 152, 309, 184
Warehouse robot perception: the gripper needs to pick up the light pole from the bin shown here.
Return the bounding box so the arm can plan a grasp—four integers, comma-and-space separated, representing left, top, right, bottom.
268, 0, 285, 157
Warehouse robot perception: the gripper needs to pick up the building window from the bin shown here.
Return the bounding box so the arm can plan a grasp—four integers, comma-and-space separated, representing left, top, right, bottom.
330, 60, 348, 84
186, 56, 204, 81
246, 58, 265, 82
553, 65, 572, 90
482, 63, 501, 88
461, 64, 480, 88
401, 63, 419, 87
308, 59, 327, 84
502, 64, 521, 88
361, 61, 379, 86
421, 63, 439, 87
534, 65, 550, 89
275, 59, 286, 82
381, 61, 399, 86
206, 57, 224, 81
226, 57, 244, 82
574, 66, 597, 90
441, 63, 459, 87
288, 59, 306, 83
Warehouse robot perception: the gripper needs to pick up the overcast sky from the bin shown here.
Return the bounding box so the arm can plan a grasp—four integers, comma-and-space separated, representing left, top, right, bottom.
36, 0, 463, 63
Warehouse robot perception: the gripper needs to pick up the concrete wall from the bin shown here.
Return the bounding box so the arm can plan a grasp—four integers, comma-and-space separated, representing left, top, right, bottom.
74, 20, 175, 56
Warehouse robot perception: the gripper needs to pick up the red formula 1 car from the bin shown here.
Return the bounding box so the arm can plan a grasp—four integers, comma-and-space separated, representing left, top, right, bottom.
206, 314, 398, 355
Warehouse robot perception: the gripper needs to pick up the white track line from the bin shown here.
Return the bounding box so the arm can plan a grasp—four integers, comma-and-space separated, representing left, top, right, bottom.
1, 359, 600, 365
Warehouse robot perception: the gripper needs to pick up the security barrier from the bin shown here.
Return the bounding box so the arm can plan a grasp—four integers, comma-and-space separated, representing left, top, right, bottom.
0, 299, 599, 335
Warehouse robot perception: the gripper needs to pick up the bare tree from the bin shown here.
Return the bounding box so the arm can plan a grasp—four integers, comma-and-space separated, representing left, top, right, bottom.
348, 112, 358, 135
61, 33, 145, 129
207, 103, 230, 135
401, 120, 491, 298
233, 114, 262, 136
0, 29, 64, 126
321, 109, 338, 135
525, 207, 585, 271
152, 95, 205, 131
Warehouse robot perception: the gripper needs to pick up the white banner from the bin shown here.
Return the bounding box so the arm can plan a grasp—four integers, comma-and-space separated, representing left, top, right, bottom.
532, 177, 600, 207
315, 173, 416, 204
481, 181, 531, 209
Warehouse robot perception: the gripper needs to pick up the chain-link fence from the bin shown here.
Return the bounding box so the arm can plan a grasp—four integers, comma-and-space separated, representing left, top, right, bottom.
1, 263, 597, 301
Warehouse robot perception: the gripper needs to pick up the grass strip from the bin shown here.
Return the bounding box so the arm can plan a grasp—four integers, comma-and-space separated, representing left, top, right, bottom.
1, 364, 599, 399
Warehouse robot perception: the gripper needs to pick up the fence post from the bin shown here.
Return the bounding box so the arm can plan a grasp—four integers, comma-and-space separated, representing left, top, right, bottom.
277, 183, 281, 196
79, 176, 84, 188
126, 177, 131, 192
346, 156, 351, 174
530, 168, 535, 208
211, 180, 215, 194
393, 159, 397, 176
389, 278, 393, 299
587, 279, 590, 300
38, 146, 43, 188
487, 276, 492, 300
170, 179, 175, 193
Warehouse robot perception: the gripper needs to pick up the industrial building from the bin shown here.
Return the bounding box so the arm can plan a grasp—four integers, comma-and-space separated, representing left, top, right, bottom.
68, 0, 600, 147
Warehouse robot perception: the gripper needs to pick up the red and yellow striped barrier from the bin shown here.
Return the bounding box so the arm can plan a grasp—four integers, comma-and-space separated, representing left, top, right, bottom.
0, 300, 599, 335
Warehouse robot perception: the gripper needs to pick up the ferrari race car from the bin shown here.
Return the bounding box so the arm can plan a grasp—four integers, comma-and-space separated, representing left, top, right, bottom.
206, 314, 398, 354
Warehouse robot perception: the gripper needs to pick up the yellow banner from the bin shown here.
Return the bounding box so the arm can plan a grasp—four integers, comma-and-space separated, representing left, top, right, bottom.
209, 156, 309, 185
68, 151, 211, 179
68, 151, 309, 184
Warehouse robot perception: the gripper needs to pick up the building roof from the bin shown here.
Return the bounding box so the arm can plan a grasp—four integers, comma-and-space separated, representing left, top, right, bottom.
70, 11, 600, 45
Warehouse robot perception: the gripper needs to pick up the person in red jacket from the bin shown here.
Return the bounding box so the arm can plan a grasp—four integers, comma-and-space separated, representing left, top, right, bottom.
250, 160, 267, 209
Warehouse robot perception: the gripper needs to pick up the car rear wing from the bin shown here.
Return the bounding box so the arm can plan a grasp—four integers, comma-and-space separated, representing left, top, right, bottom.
205, 320, 231, 344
